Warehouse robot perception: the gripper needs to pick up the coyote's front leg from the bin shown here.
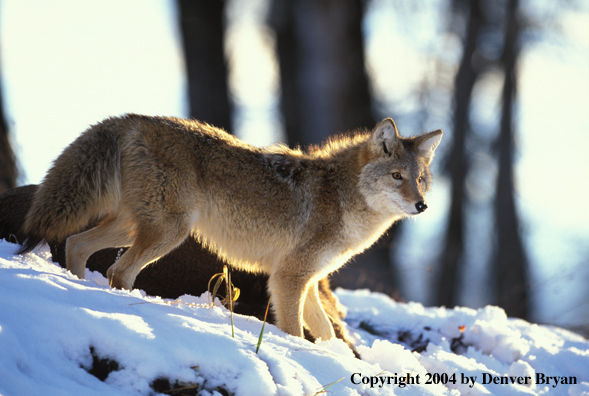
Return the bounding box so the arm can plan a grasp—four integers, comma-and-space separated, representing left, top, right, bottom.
267, 269, 307, 337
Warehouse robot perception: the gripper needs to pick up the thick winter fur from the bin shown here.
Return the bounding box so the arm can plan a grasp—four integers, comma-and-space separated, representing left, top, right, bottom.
19, 114, 442, 340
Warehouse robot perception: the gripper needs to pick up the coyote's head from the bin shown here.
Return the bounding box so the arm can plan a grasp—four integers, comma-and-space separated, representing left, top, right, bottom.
359, 118, 443, 217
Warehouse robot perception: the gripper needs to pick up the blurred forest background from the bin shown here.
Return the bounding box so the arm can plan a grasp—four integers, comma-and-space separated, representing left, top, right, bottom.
0, 0, 587, 334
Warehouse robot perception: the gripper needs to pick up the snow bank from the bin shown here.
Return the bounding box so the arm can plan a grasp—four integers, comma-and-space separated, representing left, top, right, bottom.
338, 289, 589, 395
0, 240, 587, 395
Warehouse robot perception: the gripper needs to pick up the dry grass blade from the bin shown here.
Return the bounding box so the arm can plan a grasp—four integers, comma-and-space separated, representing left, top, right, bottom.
255, 295, 272, 354
207, 265, 240, 308
310, 377, 345, 395
129, 299, 210, 308
207, 272, 225, 307
207, 265, 239, 337
409, 354, 423, 377
161, 384, 199, 394
225, 265, 235, 338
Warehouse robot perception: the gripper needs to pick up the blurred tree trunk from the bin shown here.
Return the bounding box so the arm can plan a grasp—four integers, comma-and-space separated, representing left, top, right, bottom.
0, 57, 17, 194
269, 0, 401, 296
493, 0, 529, 319
269, 0, 374, 145
436, 0, 484, 307
177, 0, 232, 132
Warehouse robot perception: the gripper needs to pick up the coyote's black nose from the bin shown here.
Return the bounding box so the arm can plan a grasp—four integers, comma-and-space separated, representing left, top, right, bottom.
415, 201, 427, 213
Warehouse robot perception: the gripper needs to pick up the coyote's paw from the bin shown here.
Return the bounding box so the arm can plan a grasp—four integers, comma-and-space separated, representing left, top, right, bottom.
106, 266, 133, 290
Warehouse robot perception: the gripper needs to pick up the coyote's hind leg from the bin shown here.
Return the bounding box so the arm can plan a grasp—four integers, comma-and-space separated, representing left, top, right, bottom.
106, 216, 191, 290
66, 213, 134, 279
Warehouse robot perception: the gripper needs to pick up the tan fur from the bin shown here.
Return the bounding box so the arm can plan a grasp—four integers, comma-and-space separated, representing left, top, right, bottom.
21, 114, 442, 340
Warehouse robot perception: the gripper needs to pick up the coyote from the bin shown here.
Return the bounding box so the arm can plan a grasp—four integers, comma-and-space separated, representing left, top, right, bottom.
19, 114, 442, 340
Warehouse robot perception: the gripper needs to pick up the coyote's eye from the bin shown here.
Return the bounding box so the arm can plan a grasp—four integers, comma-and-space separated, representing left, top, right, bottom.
418, 176, 424, 183
392, 172, 402, 180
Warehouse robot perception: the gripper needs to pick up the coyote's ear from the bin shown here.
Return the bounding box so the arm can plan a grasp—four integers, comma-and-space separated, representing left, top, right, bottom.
371, 118, 400, 157
416, 129, 443, 164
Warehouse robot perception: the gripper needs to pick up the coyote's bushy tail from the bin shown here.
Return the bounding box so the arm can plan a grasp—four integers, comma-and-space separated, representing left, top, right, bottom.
18, 120, 123, 254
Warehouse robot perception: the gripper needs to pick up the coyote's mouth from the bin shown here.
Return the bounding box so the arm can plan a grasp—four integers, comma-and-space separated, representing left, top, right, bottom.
390, 197, 422, 216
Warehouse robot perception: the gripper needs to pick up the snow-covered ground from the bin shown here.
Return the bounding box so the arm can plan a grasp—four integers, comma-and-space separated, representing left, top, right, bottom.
0, 240, 588, 396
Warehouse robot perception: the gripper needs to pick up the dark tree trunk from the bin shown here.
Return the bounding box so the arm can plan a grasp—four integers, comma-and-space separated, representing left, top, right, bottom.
0, 57, 17, 194
269, 0, 374, 146
177, 0, 232, 132
493, 0, 529, 319
270, 0, 402, 296
436, 0, 484, 307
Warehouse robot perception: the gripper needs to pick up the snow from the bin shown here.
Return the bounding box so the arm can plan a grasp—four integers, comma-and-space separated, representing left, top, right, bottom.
0, 240, 588, 396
